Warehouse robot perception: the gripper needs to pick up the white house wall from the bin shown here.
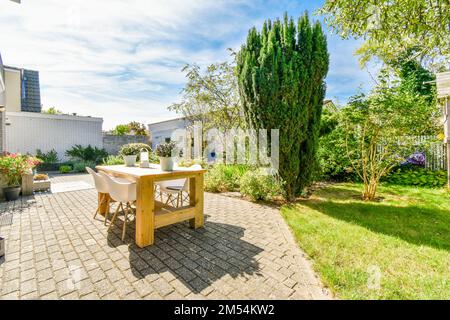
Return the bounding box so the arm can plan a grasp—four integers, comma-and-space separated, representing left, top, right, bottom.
5, 112, 103, 161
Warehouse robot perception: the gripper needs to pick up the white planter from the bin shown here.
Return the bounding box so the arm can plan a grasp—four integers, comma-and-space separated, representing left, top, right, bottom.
159, 157, 174, 171
123, 155, 137, 167
33, 179, 51, 192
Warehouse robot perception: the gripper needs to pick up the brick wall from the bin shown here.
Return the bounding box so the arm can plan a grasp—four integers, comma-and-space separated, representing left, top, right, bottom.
102, 134, 151, 155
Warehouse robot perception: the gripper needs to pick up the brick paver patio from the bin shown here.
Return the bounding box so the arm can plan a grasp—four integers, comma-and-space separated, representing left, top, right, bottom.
0, 174, 330, 300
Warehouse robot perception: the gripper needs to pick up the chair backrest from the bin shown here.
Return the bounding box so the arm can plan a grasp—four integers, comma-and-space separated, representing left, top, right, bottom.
86, 167, 108, 194
99, 172, 136, 203
182, 164, 203, 191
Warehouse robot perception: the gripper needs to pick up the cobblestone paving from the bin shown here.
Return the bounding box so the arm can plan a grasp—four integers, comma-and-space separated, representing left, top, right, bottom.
0, 174, 329, 300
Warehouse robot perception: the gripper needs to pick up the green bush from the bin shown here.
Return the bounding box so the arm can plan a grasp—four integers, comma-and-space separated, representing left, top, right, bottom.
65, 145, 108, 164
239, 169, 283, 201
59, 165, 72, 174
204, 164, 250, 192
102, 155, 124, 165
384, 166, 447, 188
36, 149, 59, 164
178, 158, 207, 168
72, 161, 96, 173
119, 143, 152, 161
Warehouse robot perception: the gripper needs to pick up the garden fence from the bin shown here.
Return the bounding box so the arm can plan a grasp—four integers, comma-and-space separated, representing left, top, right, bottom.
412, 136, 447, 171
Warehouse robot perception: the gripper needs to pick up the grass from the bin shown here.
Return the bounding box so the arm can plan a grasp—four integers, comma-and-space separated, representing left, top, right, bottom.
281, 183, 450, 300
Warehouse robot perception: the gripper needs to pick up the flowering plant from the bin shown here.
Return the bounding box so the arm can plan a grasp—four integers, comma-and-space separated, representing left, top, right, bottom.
0, 153, 42, 187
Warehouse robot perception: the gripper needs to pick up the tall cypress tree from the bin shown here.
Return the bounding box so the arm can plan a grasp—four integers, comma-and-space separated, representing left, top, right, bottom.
237, 13, 329, 200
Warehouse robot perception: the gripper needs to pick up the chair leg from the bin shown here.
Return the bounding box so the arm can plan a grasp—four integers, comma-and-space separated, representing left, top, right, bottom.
108, 203, 122, 231
94, 193, 103, 219
104, 197, 111, 226
121, 202, 129, 242
176, 193, 180, 207
165, 194, 171, 205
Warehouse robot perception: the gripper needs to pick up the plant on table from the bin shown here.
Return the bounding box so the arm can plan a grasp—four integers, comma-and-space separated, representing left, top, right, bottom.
119, 143, 152, 167
155, 141, 177, 171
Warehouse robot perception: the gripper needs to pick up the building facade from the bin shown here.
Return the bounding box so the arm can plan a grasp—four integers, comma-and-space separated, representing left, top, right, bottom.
3, 65, 41, 113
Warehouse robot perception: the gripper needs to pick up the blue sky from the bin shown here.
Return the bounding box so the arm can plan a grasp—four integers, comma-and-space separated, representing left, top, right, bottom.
0, 0, 378, 129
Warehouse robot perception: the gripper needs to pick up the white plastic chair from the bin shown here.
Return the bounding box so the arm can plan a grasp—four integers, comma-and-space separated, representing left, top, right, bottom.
99, 172, 137, 241
156, 164, 202, 207
86, 167, 112, 225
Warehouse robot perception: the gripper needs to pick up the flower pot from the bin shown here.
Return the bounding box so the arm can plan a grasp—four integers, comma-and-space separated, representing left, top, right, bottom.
159, 157, 174, 171
4, 186, 21, 201
123, 155, 137, 167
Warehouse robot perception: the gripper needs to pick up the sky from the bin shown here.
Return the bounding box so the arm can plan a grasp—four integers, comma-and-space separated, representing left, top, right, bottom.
0, 0, 378, 129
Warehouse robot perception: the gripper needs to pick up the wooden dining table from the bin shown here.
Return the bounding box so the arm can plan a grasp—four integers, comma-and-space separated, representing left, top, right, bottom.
95, 164, 206, 248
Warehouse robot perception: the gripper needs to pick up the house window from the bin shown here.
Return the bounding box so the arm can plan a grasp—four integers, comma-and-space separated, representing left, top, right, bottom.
165, 137, 171, 143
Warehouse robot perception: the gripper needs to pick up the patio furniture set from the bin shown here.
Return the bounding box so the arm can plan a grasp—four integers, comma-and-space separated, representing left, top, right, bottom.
87, 164, 206, 247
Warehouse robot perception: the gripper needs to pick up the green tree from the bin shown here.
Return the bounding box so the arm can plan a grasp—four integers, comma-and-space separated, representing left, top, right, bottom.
168, 60, 243, 135
127, 121, 148, 136
111, 124, 130, 136
237, 13, 329, 200
319, 0, 450, 66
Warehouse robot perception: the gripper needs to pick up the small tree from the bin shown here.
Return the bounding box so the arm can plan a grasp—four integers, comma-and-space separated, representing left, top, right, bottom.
342, 90, 420, 200
111, 124, 131, 136
237, 13, 329, 200
168, 60, 243, 136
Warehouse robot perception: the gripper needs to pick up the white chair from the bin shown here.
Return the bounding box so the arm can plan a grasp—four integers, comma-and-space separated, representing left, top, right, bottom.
86, 167, 112, 225
156, 164, 202, 207
99, 172, 137, 242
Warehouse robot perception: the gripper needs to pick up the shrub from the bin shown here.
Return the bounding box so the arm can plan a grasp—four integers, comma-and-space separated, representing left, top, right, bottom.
34, 173, 49, 181
119, 143, 152, 161
204, 164, 250, 192
178, 158, 207, 168
383, 166, 447, 188
36, 149, 59, 164
102, 155, 124, 165
59, 165, 72, 174
72, 161, 96, 173
239, 169, 283, 201
65, 145, 108, 164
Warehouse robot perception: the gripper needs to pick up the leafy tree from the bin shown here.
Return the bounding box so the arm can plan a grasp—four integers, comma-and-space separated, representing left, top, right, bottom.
168, 60, 243, 136
319, 0, 450, 66
237, 13, 329, 200
111, 124, 131, 136
342, 92, 419, 200
127, 121, 148, 136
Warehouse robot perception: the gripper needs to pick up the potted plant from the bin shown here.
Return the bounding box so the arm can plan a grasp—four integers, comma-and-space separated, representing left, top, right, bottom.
119, 145, 138, 167
119, 143, 152, 167
155, 141, 177, 171
0, 153, 40, 201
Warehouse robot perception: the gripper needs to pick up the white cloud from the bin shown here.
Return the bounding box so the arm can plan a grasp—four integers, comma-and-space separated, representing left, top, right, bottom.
0, 0, 377, 129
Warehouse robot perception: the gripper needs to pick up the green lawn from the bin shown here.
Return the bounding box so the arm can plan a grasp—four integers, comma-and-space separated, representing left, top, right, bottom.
281, 183, 450, 300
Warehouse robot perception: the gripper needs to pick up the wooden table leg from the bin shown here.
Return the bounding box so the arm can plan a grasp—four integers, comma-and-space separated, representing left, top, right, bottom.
189, 173, 204, 229
135, 176, 155, 247
98, 192, 109, 216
